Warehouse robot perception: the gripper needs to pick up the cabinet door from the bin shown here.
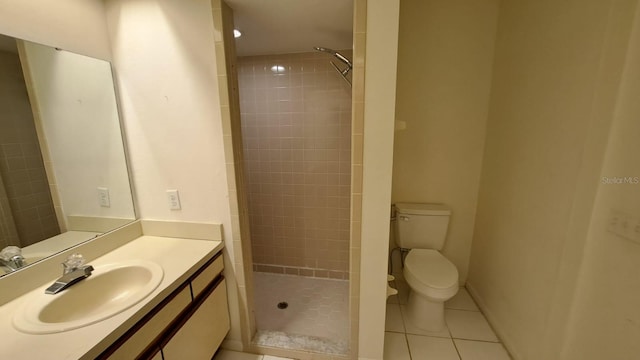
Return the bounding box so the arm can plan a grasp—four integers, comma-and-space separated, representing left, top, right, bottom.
105, 287, 191, 360
162, 279, 230, 360
191, 255, 224, 298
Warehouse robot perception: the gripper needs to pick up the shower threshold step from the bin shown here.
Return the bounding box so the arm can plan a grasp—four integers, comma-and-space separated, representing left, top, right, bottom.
253, 329, 349, 356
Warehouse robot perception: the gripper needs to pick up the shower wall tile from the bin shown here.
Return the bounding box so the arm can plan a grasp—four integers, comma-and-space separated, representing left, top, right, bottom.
239, 52, 352, 279
350, 0, 367, 354
213, 0, 256, 344
0, 51, 59, 247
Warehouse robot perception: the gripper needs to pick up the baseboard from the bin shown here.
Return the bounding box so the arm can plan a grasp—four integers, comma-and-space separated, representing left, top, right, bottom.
465, 282, 522, 360
220, 339, 244, 352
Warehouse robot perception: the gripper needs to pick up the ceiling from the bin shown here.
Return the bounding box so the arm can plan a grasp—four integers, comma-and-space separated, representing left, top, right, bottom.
225, 0, 353, 57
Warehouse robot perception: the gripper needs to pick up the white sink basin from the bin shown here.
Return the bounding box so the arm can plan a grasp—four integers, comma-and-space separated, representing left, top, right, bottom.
13, 260, 163, 334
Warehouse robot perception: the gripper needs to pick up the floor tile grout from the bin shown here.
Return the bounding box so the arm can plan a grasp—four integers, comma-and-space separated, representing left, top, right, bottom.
385, 330, 406, 334
385, 285, 510, 359
445, 308, 481, 312
403, 332, 413, 360
453, 337, 501, 343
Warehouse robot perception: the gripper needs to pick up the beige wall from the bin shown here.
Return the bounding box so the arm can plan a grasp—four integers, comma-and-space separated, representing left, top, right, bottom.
561, 3, 640, 358
392, 0, 499, 283
104, 0, 242, 345
104, 0, 231, 230
358, 1, 400, 359
467, 0, 638, 359
238, 52, 352, 279
0, 0, 111, 60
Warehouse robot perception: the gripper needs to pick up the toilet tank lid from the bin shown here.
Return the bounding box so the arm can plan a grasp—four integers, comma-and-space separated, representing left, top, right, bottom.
394, 203, 451, 216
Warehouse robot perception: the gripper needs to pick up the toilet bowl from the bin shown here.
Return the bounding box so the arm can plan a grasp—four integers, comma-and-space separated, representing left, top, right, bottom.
393, 202, 458, 331
403, 249, 458, 331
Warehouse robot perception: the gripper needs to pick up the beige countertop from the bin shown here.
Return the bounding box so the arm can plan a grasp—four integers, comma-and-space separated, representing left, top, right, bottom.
21, 230, 102, 259
0, 235, 224, 360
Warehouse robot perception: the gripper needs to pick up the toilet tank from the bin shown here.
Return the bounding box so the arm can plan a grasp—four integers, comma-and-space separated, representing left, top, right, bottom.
394, 203, 451, 250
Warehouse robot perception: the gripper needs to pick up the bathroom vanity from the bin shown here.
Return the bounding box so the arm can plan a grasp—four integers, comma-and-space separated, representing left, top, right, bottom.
0, 221, 229, 360
98, 251, 228, 359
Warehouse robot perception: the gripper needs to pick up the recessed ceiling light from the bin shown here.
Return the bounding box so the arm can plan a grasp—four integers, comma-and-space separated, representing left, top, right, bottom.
233, 29, 242, 38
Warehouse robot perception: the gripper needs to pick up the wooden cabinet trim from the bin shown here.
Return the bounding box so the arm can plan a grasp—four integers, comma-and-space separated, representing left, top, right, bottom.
97, 251, 224, 359
157, 276, 224, 350
97, 280, 191, 359
191, 255, 224, 298
188, 251, 222, 286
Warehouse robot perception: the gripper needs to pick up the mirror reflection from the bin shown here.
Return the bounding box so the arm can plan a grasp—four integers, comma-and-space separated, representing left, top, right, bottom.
0, 34, 135, 276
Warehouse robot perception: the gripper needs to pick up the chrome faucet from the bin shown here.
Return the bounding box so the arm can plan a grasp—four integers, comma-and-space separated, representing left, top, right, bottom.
0, 246, 26, 273
45, 254, 94, 295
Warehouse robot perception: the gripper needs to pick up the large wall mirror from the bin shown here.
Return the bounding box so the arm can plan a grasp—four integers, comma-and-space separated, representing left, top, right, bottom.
0, 34, 135, 277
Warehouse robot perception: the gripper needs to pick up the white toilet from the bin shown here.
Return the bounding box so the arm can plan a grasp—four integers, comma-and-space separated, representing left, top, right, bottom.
394, 203, 459, 331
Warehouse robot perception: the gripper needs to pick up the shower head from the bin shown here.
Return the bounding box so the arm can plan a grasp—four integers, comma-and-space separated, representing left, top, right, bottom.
314, 46, 353, 87
313, 47, 353, 69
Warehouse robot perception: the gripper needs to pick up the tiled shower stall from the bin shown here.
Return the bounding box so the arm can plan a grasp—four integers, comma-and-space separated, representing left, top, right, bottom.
237, 50, 353, 353
238, 51, 352, 280
0, 49, 59, 248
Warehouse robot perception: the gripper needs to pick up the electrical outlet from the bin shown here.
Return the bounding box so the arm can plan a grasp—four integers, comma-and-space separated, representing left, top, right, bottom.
97, 187, 110, 207
166, 190, 181, 210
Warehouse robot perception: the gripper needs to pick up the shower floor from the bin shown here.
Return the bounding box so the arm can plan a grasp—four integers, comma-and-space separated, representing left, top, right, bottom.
252, 272, 350, 355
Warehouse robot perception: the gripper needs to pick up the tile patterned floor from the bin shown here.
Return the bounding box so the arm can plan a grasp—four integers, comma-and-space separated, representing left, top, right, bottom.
214, 349, 294, 360
252, 272, 350, 354
385, 280, 511, 360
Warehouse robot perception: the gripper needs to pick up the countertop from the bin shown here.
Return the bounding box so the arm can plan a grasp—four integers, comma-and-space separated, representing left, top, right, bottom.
21, 230, 102, 259
0, 235, 224, 360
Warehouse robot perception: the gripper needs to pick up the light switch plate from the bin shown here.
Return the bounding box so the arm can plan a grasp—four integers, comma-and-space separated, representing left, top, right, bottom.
167, 190, 181, 210
98, 187, 110, 208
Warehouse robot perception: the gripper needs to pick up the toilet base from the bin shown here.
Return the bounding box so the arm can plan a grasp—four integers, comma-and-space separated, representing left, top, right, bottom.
406, 290, 446, 332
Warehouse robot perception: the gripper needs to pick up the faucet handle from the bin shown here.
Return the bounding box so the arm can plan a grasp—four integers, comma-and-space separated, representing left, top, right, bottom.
0, 246, 22, 261
0, 246, 25, 271
63, 253, 86, 274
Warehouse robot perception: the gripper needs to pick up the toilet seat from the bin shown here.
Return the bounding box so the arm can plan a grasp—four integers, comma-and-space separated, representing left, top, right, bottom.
404, 249, 459, 300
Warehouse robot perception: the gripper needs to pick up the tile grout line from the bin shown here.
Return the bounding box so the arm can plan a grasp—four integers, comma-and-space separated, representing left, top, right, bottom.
453, 337, 501, 344
445, 313, 463, 360
399, 301, 407, 334
386, 286, 511, 360
445, 307, 481, 312
397, 299, 412, 360
403, 333, 413, 360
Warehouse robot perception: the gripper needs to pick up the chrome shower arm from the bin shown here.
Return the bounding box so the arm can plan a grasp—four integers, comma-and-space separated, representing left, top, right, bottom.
330, 61, 352, 86
333, 52, 352, 69
314, 46, 353, 69
314, 46, 353, 87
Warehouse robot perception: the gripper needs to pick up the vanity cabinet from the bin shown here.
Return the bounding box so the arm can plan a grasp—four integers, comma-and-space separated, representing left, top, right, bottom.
162, 279, 229, 359
98, 253, 229, 360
